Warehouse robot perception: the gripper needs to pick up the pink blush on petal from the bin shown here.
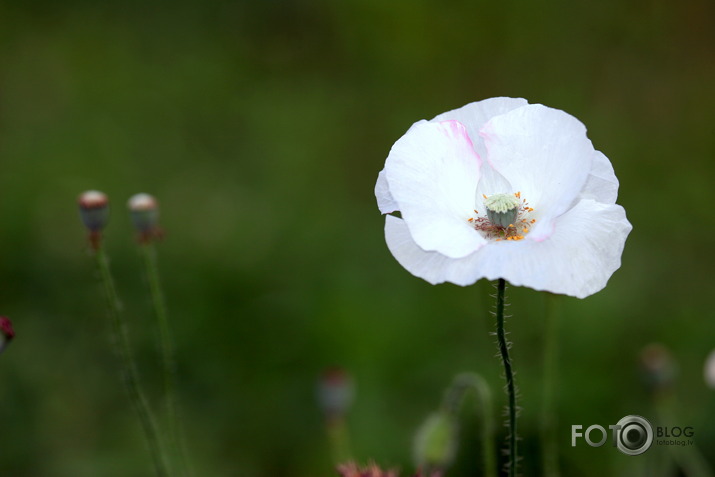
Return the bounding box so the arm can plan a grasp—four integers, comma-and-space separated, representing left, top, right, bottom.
437, 120, 482, 167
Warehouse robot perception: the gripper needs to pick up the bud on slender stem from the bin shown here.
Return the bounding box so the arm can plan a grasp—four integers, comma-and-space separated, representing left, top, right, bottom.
318, 367, 354, 421
318, 367, 354, 464
128, 193, 162, 243
78, 190, 110, 250
639, 343, 676, 394
413, 410, 457, 475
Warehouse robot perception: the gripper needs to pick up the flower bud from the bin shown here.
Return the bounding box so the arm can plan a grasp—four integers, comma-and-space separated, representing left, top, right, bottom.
704, 350, 715, 389
413, 410, 457, 472
317, 367, 354, 420
639, 343, 676, 393
78, 190, 109, 232
128, 193, 159, 233
0, 316, 15, 355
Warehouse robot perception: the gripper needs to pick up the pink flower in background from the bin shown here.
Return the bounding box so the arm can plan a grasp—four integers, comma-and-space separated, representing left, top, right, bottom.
0, 316, 15, 355
376, 97, 631, 298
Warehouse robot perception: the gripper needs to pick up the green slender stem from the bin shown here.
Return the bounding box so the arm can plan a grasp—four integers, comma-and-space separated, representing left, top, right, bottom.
140, 242, 187, 477
494, 278, 517, 477
541, 293, 560, 477
326, 416, 352, 465
443, 373, 497, 477
95, 246, 169, 477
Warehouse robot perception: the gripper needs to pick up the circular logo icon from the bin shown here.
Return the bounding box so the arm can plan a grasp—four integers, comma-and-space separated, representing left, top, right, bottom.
615, 415, 653, 455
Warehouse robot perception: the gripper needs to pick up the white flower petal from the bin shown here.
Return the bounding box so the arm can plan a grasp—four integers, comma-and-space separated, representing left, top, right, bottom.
581, 150, 619, 204
384, 119, 486, 258
433, 97, 529, 159
375, 169, 398, 214
480, 104, 594, 241
498, 199, 632, 298
385, 215, 473, 286
474, 162, 512, 205
385, 199, 631, 298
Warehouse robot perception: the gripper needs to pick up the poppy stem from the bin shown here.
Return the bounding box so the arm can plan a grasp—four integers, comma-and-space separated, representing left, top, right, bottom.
494, 278, 518, 476
95, 245, 170, 477
139, 241, 189, 477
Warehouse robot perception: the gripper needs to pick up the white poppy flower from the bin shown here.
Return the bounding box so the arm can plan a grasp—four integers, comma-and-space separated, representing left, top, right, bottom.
375, 97, 632, 298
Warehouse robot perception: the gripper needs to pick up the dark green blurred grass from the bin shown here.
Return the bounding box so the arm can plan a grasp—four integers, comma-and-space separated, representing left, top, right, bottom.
1, 0, 714, 475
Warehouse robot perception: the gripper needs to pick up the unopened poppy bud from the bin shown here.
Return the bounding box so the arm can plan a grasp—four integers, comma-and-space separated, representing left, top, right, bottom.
704, 350, 715, 389
0, 316, 15, 355
78, 190, 110, 232
413, 410, 457, 472
639, 343, 676, 393
128, 193, 159, 233
317, 367, 354, 420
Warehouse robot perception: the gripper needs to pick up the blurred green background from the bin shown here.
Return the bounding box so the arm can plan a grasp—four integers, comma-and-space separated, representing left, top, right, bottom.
1, 0, 714, 475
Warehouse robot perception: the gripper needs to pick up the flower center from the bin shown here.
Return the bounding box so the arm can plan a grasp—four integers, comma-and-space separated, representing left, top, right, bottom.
484, 193, 520, 227
467, 192, 536, 241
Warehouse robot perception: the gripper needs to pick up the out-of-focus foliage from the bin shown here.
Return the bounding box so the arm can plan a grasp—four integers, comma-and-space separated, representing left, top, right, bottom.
0, 0, 713, 475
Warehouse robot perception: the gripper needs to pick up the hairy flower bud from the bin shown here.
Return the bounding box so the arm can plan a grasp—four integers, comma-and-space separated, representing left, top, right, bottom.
317, 367, 354, 420
0, 316, 15, 355
78, 190, 109, 232
128, 193, 162, 242
413, 410, 457, 472
128, 193, 159, 232
639, 343, 676, 393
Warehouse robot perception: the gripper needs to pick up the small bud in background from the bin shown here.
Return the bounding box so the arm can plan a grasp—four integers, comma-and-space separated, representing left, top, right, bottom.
78, 190, 109, 250
318, 367, 354, 421
319, 367, 354, 463
704, 350, 715, 389
0, 317, 15, 355
639, 343, 677, 394
127, 193, 162, 242
413, 410, 457, 475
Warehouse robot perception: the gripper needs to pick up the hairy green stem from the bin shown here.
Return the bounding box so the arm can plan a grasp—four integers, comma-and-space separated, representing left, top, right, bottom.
140, 242, 187, 477
95, 246, 169, 477
495, 278, 517, 477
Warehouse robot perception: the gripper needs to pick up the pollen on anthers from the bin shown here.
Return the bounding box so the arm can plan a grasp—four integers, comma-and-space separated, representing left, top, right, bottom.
469, 192, 536, 241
